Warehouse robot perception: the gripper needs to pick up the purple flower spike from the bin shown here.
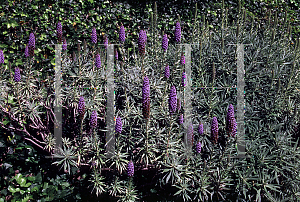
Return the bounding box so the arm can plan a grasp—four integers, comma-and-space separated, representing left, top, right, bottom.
91, 27, 97, 44
104, 36, 108, 49
95, 53, 101, 68
24, 45, 29, 58
211, 117, 219, 144
179, 114, 184, 125
196, 141, 202, 153
14, 67, 21, 82
0, 50, 4, 64
115, 117, 122, 133
138, 30, 147, 56
62, 37, 67, 51
198, 123, 203, 135
164, 64, 170, 79
180, 52, 185, 65
119, 25, 125, 43
169, 86, 177, 115
226, 104, 236, 137
90, 110, 97, 128
175, 21, 181, 43
162, 34, 168, 51
142, 76, 150, 119
28, 33, 35, 57
78, 96, 85, 119
127, 160, 134, 177
182, 72, 186, 87
57, 21, 62, 44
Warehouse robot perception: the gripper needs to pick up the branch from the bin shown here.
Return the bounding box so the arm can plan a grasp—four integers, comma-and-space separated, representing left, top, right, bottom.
24, 137, 45, 150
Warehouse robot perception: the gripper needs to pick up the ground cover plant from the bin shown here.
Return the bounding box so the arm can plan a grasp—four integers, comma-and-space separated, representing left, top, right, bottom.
0, 0, 300, 201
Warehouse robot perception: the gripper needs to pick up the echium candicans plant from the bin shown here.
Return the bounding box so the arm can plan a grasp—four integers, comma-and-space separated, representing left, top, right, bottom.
91, 27, 97, 44
142, 75, 150, 120
14, 67, 21, 82
198, 123, 203, 135
169, 85, 177, 115
182, 72, 186, 87
165, 64, 170, 79
28, 33, 35, 57
95, 53, 101, 68
62, 37, 67, 51
162, 34, 168, 51
103, 35, 108, 49
196, 141, 201, 154
226, 104, 237, 137
90, 110, 97, 129
180, 52, 185, 65
179, 114, 184, 125
57, 21, 62, 44
115, 117, 122, 134
127, 160, 134, 177
174, 21, 181, 43
119, 25, 125, 43
211, 117, 218, 144
78, 96, 85, 119
24, 45, 29, 58
0, 50, 4, 64
138, 30, 147, 56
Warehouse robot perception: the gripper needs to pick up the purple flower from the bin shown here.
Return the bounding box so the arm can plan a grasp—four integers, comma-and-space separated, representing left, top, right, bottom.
226, 104, 236, 137
91, 27, 97, 44
14, 67, 21, 82
119, 25, 125, 43
198, 123, 203, 135
115, 117, 122, 133
180, 52, 185, 65
90, 110, 97, 128
187, 124, 194, 147
196, 141, 202, 153
115, 48, 118, 60
127, 160, 134, 177
95, 53, 101, 68
142, 76, 150, 119
28, 33, 35, 57
164, 64, 170, 79
62, 37, 67, 51
175, 21, 181, 43
162, 34, 168, 51
57, 21, 62, 44
179, 114, 184, 125
182, 72, 186, 87
211, 117, 219, 144
78, 96, 85, 119
0, 50, 4, 64
104, 35, 108, 49
169, 86, 177, 115
24, 45, 29, 58
138, 30, 147, 56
